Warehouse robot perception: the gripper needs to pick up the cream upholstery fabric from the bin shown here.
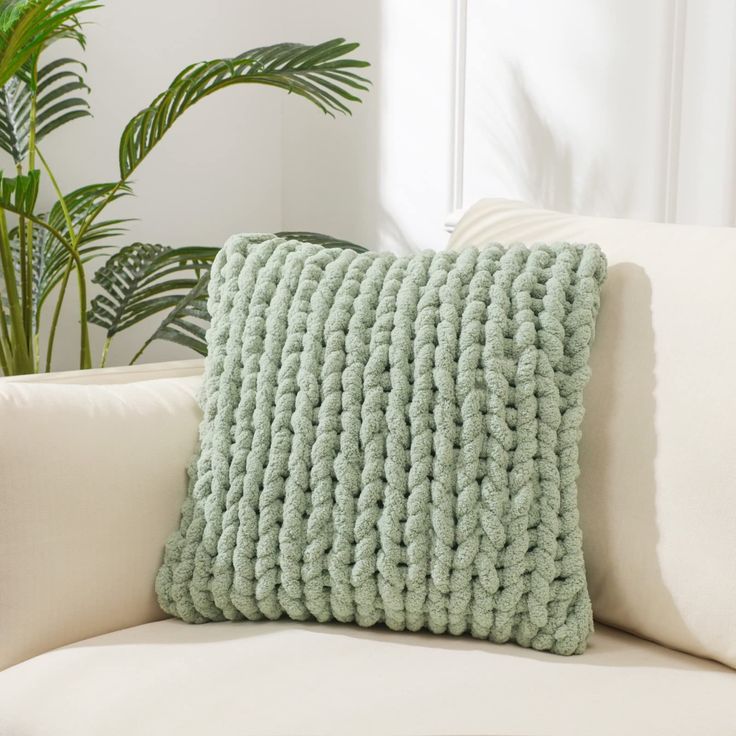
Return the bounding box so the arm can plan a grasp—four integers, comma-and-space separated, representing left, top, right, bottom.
0, 364, 204, 670
2, 215, 734, 731
449, 199, 736, 669
5, 357, 204, 385
0, 619, 734, 736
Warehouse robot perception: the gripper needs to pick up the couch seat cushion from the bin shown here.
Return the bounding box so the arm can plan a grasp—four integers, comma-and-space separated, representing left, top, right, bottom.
0, 620, 733, 736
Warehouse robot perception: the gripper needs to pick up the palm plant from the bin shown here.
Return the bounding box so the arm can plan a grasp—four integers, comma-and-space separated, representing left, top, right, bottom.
0, 0, 369, 376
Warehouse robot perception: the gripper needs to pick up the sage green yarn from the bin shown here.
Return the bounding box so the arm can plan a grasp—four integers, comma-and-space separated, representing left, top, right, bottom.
156, 233, 606, 655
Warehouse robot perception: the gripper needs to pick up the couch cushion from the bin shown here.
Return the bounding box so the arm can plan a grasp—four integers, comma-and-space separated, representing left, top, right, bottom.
0, 619, 733, 736
448, 199, 736, 670
0, 374, 202, 670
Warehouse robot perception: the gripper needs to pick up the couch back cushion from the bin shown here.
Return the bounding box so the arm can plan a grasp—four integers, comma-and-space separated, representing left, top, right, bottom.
6, 358, 204, 385
0, 364, 203, 670
450, 199, 736, 669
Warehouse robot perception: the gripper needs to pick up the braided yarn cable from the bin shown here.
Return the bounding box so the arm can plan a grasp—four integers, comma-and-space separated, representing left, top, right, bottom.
157, 234, 606, 655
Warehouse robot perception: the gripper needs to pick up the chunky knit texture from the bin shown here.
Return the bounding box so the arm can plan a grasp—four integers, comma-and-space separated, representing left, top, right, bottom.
156, 234, 606, 655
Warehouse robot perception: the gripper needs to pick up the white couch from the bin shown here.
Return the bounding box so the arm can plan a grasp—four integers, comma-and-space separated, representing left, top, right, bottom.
1, 201, 735, 736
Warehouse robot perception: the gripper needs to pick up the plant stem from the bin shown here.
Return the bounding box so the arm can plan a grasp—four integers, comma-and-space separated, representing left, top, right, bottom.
36, 148, 75, 236
36, 148, 76, 371
0, 340, 9, 375
76, 269, 91, 369
18, 208, 28, 326
76, 178, 126, 243
24, 59, 38, 364
35, 146, 92, 371
45, 258, 72, 372
53, 168, 129, 372
16, 165, 31, 348
50, 256, 92, 371
0, 299, 12, 375
128, 338, 151, 366
0, 209, 91, 371
99, 335, 111, 368
0, 207, 30, 373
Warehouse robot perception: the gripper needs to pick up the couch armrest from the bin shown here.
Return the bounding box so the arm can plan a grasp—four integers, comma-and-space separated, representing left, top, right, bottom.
0, 361, 203, 670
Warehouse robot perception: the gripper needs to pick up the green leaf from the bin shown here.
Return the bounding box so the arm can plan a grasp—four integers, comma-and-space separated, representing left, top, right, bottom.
0, 175, 127, 331
7, 223, 43, 332
0, 75, 29, 162
0, 57, 90, 163
35, 57, 90, 138
131, 271, 210, 362
118, 38, 370, 179
6, 216, 107, 325
15, 180, 130, 319
276, 230, 367, 253
0, 1, 99, 87
38, 229, 105, 313
47, 180, 131, 242
87, 242, 217, 338
0, 167, 38, 213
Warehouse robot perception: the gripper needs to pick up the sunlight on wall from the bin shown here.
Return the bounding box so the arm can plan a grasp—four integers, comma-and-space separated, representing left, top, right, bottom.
281, 0, 456, 254
462, 0, 736, 226
374, 1, 456, 253
463, 0, 672, 221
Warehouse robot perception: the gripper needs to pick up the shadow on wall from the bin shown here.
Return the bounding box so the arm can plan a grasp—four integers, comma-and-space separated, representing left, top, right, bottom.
578, 262, 692, 653
486, 63, 636, 217
463, 0, 670, 220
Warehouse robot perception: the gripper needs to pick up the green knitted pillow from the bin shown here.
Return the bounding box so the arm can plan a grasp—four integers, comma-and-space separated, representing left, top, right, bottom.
156, 234, 606, 655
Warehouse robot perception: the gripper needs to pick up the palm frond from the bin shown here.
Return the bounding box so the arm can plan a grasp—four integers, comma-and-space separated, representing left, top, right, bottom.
0, 1, 33, 32
6, 223, 42, 331
119, 38, 369, 179
35, 231, 106, 315
87, 242, 217, 338
276, 230, 366, 252
0, 74, 28, 161
46, 180, 131, 242
35, 56, 90, 138
5, 180, 129, 320
0, 0, 99, 87
0, 167, 39, 214
0, 56, 89, 163
7, 217, 105, 322
131, 271, 210, 361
